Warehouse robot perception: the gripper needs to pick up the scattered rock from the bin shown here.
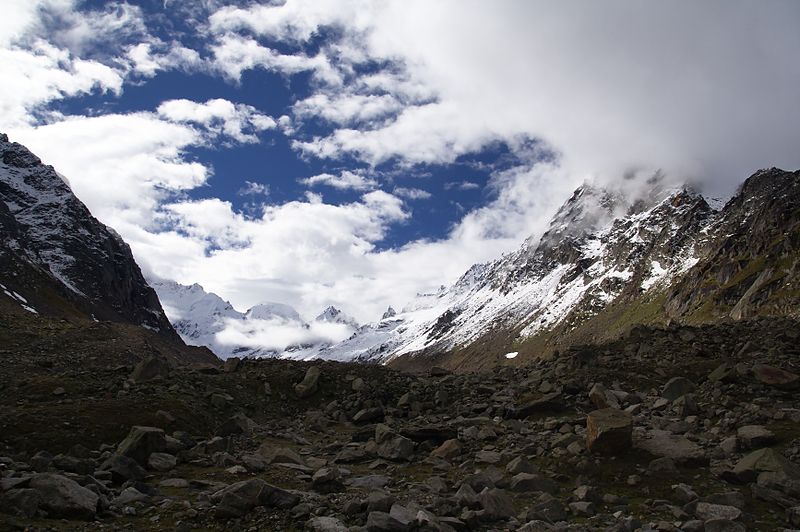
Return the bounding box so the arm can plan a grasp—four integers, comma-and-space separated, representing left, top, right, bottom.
294, 366, 321, 398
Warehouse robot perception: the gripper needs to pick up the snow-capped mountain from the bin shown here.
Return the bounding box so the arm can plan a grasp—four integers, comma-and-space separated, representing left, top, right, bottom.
0, 133, 178, 338
149, 278, 359, 360
320, 168, 800, 369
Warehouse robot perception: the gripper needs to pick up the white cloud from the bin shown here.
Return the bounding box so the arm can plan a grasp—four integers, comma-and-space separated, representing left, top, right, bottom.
238, 181, 269, 196
293, 93, 402, 126
444, 181, 480, 191
393, 187, 431, 200
157, 98, 276, 143
300, 170, 378, 191
215, 317, 353, 353
210, 33, 341, 85
126, 41, 203, 78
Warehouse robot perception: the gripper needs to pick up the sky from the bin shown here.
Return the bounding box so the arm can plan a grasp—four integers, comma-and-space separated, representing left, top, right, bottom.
2, 0, 800, 332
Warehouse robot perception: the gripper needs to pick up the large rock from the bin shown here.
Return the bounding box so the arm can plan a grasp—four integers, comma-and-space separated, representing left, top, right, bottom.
130, 357, 170, 383
99, 454, 146, 484
634, 429, 707, 466
294, 366, 321, 398
0, 488, 42, 518
28, 473, 98, 520
377, 436, 414, 461
736, 425, 776, 450
478, 488, 516, 521
431, 439, 462, 461
211, 478, 299, 518
662, 377, 696, 401
506, 392, 564, 419
147, 452, 177, 472
753, 364, 799, 389
116, 426, 166, 465
695, 502, 742, 521
586, 408, 632, 455
257, 444, 306, 466
307, 516, 349, 531
589, 383, 620, 409
216, 413, 257, 437
731, 448, 800, 483
366, 511, 407, 531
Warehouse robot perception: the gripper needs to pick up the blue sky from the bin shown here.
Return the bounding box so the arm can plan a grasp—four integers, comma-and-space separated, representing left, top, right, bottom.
2, 1, 800, 325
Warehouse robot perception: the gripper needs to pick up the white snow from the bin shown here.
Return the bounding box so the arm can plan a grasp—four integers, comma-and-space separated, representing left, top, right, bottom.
504, 352, 518, 359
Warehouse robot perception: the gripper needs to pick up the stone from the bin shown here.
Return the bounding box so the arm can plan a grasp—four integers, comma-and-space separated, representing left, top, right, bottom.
210, 393, 233, 408
160, 478, 189, 488
649, 456, 677, 472
706, 492, 745, 509
478, 488, 515, 520
736, 425, 776, 450
147, 452, 177, 472
589, 383, 620, 409
216, 413, 257, 437
352, 377, 366, 391
674, 393, 699, 417
709, 363, 736, 383
509, 473, 558, 494
131, 356, 170, 382
431, 439, 462, 460
367, 491, 396, 513
112, 487, 148, 507
788, 506, 800, 527
366, 511, 408, 531
586, 408, 632, 455
257, 444, 306, 466
354, 406, 385, 423
52, 386, 66, 396
475, 450, 502, 464
753, 364, 799, 389
211, 478, 299, 518
506, 456, 537, 475
377, 436, 414, 461
695, 502, 742, 521
100, 454, 146, 484
312, 467, 344, 493
294, 366, 321, 398
662, 377, 696, 401
28, 473, 98, 520
0, 488, 42, 518
703, 519, 746, 532
307, 516, 349, 532
526, 499, 567, 523
731, 447, 800, 483
634, 430, 707, 466
116, 426, 166, 465
720, 436, 738, 456
506, 392, 564, 418
569, 501, 595, 517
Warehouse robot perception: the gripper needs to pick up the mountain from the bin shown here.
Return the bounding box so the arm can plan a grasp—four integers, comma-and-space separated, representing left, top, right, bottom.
149, 278, 359, 360
0, 133, 178, 338
321, 169, 800, 370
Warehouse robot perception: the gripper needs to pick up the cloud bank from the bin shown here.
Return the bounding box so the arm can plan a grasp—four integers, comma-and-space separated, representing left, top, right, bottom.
3, 0, 800, 329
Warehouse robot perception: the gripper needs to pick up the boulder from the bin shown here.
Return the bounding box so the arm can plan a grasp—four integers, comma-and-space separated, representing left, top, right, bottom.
216, 413, 257, 437
116, 426, 166, 465
0, 488, 42, 518
307, 516, 349, 531
695, 502, 742, 521
634, 429, 707, 466
130, 356, 170, 382
147, 452, 177, 472
703, 519, 746, 532
752, 364, 799, 389
478, 488, 515, 521
509, 473, 558, 494
294, 366, 321, 398
100, 454, 146, 484
211, 478, 299, 518
431, 439, 462, 461
709, 363, 737, 383
354, 406, 385, 423
586, 408, 632, 455
257, 444, 306, 466
662, 377, 696, 401
366, 511, 408, 531
736, 425, 776, 450
589, 383, 620, 409
28, 473, 98, 520
506, 392, 564, 419
377, 436, 414, 461
731, 447, 800, 483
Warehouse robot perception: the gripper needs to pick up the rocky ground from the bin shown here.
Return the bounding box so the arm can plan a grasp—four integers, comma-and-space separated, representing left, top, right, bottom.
2, 315, 800, 531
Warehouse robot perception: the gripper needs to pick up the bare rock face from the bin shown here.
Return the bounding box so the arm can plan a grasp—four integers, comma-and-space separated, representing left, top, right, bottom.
0, 134, 179, 338
586, 408, 632, 454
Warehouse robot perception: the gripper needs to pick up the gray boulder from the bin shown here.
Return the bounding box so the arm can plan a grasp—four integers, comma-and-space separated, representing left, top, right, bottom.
29, 473, 98, 520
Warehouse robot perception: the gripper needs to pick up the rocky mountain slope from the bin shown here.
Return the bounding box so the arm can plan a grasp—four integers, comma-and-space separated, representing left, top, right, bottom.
2, 316, 800, 530
0, 134, 179, 340
150, 278, 359, 360
322, 169, 800, 371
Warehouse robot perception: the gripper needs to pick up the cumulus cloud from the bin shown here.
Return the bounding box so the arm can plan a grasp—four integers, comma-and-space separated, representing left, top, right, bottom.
157, 98, 276, 143
215, 317, 353, 353
300, 170, 378, 191
238, 181, 269, 197
444, 181, 480, 191
393, 187, 431, 200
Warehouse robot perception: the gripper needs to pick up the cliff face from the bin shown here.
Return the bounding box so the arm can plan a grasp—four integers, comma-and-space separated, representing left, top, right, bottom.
0, 133, 179, 340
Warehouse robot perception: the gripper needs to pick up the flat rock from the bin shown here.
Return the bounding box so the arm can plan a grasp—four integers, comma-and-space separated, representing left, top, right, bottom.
695, 502, 742, 521
752, 364, 799, 389
634, 429, 707, 466
211, 478, 299, 518
736, 425, 776, 450
506, 392, 564, 419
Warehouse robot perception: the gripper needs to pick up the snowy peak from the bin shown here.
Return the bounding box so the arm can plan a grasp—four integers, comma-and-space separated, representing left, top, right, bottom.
315, 305, 359, 327
246, 302, 302, 322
